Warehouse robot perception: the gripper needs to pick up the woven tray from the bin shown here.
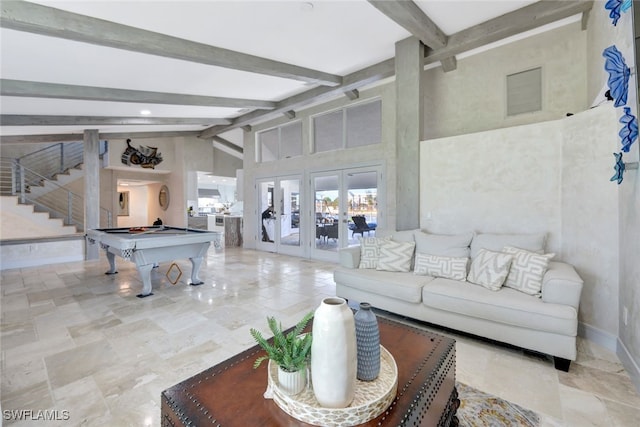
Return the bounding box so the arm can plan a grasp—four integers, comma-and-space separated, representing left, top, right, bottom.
264, 346, 398, 427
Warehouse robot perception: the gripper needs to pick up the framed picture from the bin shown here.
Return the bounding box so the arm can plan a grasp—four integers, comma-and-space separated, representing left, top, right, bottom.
118, 191, 129, 216
159, 185, 170, 210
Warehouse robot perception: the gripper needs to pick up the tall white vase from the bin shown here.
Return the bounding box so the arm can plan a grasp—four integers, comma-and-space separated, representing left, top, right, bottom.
311, 297, 357, 408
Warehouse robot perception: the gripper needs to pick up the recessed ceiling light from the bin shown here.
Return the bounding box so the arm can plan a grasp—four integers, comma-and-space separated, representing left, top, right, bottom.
140, 109, 151, 115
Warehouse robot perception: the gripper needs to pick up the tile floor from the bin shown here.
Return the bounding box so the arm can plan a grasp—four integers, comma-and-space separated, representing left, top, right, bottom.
1, 247, 639, 426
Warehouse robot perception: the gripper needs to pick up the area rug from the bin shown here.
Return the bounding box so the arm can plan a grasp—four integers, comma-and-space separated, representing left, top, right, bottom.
457, 382, 540, 427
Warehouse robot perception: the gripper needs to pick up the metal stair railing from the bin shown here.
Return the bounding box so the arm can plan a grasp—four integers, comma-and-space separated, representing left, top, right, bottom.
16, 141, 85, 181
1, 157, 112, 231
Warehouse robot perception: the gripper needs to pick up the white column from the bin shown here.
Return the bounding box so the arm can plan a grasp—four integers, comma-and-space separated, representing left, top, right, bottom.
84, 129, 100, 260
395, 37, 424, 231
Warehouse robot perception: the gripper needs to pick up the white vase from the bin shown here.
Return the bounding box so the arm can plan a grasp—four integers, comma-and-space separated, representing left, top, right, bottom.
277, 366, 307, 396
311, 297, 357, 408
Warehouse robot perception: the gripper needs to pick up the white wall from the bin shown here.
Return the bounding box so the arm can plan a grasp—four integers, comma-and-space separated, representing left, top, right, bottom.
116, 185, 148, 227
423, 21, 587, 140
421, 104, 620, 341
586, 0, 640, 389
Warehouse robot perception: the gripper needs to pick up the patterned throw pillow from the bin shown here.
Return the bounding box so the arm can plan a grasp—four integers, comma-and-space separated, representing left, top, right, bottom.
414, 253, 468, 281
358, 237, 387, 269
376, 240, 416, 272
467, 249, 514, 291
502, 246, 555, 297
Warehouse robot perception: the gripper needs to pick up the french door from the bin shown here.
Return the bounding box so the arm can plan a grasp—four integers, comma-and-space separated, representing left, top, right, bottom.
256, 176, 304, 257
310, 166, 381, 262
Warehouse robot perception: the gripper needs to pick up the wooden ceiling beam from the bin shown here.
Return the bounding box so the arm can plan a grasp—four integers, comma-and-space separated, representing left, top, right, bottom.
1, 79, 275, 110
212, 136, 244, 154
440, 56, 457, 73
199, 58, 396, 138
0, 1, 342, 87
424, 1, 593, 65
366, 0, 447, 49
0, 130, 204, 144
0, 115, 231, 126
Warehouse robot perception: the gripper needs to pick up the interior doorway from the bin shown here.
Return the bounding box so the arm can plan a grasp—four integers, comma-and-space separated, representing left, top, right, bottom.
311, 166, 381, 262
256, 175, 304, 257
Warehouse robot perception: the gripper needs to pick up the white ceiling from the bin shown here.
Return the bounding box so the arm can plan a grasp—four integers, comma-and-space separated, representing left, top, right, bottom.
1, 0, 582, 142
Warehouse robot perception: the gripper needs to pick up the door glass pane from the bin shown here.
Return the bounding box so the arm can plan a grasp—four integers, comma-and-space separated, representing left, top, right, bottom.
280, 178, 300, 247
259, 181, 275, 242
347, 171, 377, 246
314, 175, 339, 251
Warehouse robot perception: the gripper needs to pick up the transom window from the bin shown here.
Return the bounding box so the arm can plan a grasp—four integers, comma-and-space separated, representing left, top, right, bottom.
257, 121, 303, 162
313, 99, 382, 153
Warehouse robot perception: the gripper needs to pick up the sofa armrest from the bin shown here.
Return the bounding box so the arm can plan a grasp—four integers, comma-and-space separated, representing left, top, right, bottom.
338, 246, 361, 269
541, 261, 584, 310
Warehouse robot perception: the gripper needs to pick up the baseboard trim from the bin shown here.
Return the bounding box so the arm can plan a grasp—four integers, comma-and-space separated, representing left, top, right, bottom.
617, 338, 640, 394
578, 322, 617, 352
0, 254, 84, 270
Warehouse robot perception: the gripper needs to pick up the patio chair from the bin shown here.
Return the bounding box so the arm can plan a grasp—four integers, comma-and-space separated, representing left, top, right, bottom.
324, 223, 339, 241
351, 216, 376, 237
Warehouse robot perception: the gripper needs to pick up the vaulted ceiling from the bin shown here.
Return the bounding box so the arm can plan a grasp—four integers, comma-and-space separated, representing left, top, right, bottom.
0, 0, 593, 152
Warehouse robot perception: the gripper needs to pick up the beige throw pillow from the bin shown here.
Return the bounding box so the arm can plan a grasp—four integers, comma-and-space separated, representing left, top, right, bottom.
503, 246, 555, 297
414, 231, 473, 258
467, 249, 513, 291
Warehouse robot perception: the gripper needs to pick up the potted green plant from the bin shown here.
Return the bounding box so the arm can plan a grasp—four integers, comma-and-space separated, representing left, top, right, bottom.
250, 312, 313, 396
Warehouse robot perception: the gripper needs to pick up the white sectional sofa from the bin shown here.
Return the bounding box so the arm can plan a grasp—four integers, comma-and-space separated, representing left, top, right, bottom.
334, 229, 584, 371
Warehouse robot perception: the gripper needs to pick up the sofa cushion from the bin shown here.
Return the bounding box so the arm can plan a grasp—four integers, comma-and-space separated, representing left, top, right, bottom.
503, 246, 555, 297
414, 253, 468, 281
422, 278, 578, 336
334, 267, 430, 303
467, 249, 513, 291
375, 229, 415, 243
470, 233, 546, 259
376, 240, 415, 272
414, 231, 473, 258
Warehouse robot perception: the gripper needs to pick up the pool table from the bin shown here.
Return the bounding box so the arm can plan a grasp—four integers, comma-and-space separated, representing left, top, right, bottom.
86, 226, 221, 297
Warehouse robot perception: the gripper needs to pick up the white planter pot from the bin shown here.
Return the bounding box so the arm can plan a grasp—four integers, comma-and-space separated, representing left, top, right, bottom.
277, 366, 307, 396
310, 297, 357, 408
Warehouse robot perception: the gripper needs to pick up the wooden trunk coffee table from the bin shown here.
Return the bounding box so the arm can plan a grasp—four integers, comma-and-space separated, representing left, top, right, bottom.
161, 316, 459, 426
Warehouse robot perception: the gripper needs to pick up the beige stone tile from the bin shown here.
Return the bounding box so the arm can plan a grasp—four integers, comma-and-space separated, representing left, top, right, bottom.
3, 333, 76, 369
481, 349, 563, 420
558, 363, 640, 408
602, 397, 640, 426
50, 377, 111, 427
1, 294, 29, 312
1, 358, 48, 396
1, 380, 52, 413
0, 321, 37, 349
103, 378, 163, 427
557, 383, 611, 427
44, 339, 121, 389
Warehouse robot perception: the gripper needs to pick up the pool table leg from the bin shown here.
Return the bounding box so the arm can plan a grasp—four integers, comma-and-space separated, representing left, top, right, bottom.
136, 263, 155, 298
189, 256, 205, 286
105, 251, 118, 275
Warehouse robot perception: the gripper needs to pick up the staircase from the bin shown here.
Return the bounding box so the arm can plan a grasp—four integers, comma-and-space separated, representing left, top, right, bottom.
0, 141, 112, 236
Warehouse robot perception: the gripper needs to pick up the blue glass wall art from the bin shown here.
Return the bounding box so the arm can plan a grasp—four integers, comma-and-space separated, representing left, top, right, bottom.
610, 152, 625, 185
605, 0, 632, 26
619, 107, 638, 152
603, 46, 630, 107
